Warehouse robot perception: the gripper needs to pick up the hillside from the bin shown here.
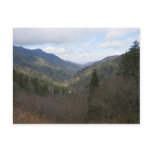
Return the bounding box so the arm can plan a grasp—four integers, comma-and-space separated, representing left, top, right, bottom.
13, 46, 81, 81
69, 55, 119, 92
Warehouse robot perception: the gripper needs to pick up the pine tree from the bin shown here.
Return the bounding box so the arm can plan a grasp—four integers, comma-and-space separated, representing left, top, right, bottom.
88, 69, 99, 102
118, 40, 140, 80
86, 69, 100, 122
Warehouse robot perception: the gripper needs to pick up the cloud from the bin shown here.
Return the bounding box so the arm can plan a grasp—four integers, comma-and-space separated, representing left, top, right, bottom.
43, 47, 72, 55
13, 28, 139, 64
13, 28, 139, 46
90, 36, 96, 41
78, 41, 91, 47
98, 40, 126, 49
105, 28, 139, 40
77, 36, 96, 47
75, 51, 123, 64
13, 28, 105, 45
98, 38, 137, 49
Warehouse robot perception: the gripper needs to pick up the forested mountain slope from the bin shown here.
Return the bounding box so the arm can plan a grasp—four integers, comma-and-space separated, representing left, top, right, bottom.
70, 55, 119, 91
13, 46, 81, 81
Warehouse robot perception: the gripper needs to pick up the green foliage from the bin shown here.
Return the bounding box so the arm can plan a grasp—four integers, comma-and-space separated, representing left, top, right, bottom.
31, 77, 39, 93
87, 69, 100, 122
14, 69, 50, 96
13, 46, 81, 82
13, 69, 29, 89
88, 69, 99, 101
89, 69, 99, 89
31, 77, 49, 96
41, 83, 49, 95
53, 85, 69, 96
118, 41, 140, 80
53, 86, 60, 95
72, 56, 118, 92
61, 87, 68, 95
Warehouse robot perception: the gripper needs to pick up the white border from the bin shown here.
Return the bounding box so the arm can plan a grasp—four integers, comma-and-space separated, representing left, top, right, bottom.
0, 0, 152, 152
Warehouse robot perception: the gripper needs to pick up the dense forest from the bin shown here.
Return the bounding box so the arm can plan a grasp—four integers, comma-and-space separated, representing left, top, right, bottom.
13, 41, 140, 124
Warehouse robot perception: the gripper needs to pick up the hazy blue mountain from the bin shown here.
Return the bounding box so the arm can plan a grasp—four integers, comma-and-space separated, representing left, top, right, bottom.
13, 46, 81, 81
82, 61, 94, 67
13, 46, 81, 69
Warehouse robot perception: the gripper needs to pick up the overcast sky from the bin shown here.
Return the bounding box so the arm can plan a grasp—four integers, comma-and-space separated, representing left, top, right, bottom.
13, 28, 140, 64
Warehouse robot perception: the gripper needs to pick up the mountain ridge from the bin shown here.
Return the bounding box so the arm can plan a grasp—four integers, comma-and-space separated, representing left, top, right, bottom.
13, 46, 82, 81
13, 45, 120, 83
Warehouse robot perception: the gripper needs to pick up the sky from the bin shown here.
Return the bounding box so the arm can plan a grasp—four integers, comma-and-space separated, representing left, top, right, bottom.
13, 28, 140, 64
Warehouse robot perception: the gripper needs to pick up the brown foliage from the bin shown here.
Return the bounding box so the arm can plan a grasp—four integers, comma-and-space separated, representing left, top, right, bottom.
13, 76, 139, 124
87, 76, 139, 123
13, 91, 88, 124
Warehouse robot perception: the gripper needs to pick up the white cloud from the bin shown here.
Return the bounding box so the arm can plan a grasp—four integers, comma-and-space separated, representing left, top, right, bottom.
13, 28, 139, 47
77, 36, 96, 47
105, 28, 138, 40
43, 47, 72, 55
78, 41, 91, 47
13, 28, 105, 45
98, 38, 136, 49
90, 36, 96, 41
98, 40, 126, 49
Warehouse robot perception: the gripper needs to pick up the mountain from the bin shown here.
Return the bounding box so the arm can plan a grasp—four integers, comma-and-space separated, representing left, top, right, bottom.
64, 60, 84, 68
13, 46, 81, 81
70, 55, 119, 91
81, 56, 118, 68
83, 61, 94, 67
75, 55, 119, 78
94, 55, 119, 64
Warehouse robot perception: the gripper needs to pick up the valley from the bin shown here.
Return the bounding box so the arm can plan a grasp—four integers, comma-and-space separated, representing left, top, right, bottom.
13, 41, 140, 124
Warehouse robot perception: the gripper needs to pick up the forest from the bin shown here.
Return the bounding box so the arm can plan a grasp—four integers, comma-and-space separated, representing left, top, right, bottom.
13, 41, 140, 124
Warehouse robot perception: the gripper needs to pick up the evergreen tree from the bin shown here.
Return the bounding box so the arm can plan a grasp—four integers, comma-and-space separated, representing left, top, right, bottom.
90, 69, 99, 88
31, 77, 39, 93
86, 69, 100, 122
118, 40, 140, 80
40, 83, 49, 95
88, 69, 99, 101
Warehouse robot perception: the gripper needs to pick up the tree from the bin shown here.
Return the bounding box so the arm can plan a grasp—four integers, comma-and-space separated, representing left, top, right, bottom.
40, 83, 49, 95
90, 69, 99, 88
118, 40, 140, 81
86, 69, 100, 122
53, 85, 60, 95
31, 77, 39, 93
89, 69, 99, 100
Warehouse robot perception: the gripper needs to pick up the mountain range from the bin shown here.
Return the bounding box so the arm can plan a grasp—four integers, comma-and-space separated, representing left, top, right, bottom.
13, 45, 119, 83
13, 46, 82, 81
